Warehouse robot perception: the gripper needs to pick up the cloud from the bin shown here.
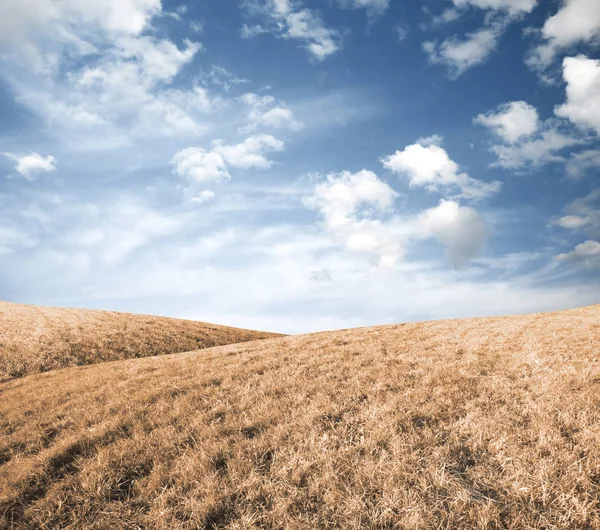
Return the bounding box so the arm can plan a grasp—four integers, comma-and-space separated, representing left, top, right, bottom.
396, 25, 409, 41
423, 22, 506, 78
527, 0, 600, 71
335, 0, 390, 16
207, 66, 250, 93
191, 190, 216, 204
424, 0, 537, 77
418, 200, 490, 269
172, 134, 285, 185
566, 149, 600, 179
474, 101, 539, 143
381, 136, 501, 199
305, 169, 491, 269
475, 100, 583, 169
555, 55, 600, 136
305, 170, 404, 268
0, 0, 216, 145
172, 149, 230, 184
2, 152, 57, 180
239, 93, 303, 133
452, 0, 537, 15
241, 0, 340, 61
0, 0, 161, 49
556, 240, 600, 268
554, 188, 600, 237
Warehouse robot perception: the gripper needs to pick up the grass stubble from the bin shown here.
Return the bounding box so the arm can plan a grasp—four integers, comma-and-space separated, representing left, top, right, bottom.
0, 304, 599, 528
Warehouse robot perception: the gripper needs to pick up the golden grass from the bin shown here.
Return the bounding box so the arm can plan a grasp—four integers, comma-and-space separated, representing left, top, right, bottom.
0, 300, 280, 381
1, 304, 600, 529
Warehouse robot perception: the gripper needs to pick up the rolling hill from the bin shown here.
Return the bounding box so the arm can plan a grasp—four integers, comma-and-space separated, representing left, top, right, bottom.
1, 304, 599, 529
0, 300, 280, 381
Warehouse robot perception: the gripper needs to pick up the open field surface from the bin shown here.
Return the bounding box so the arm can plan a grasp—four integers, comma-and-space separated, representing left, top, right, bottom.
0, 301, 280, 381
1, 305, 599, 529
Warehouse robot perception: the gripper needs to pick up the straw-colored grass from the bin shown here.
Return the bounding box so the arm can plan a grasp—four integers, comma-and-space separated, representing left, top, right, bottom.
0, 301, 279, 381
1, 304, 599, 529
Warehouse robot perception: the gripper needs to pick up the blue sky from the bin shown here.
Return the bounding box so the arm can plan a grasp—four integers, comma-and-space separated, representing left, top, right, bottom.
0, 0, 599, 333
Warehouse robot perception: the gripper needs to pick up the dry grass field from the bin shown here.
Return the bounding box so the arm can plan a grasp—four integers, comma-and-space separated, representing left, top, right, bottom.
1, 304, 599, 529
0, 301, 280, 381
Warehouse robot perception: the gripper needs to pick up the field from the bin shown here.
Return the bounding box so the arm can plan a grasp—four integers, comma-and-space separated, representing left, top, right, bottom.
0, 301, 280, 381
1, 304, 599, 529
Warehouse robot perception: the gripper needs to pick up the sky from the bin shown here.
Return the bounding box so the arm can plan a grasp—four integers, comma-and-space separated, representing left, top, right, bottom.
0, 0, 599, 334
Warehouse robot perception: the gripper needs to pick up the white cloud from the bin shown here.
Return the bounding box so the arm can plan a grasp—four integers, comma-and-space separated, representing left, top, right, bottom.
452, 0, 537, 15
418, 200, 489, 269
0, 0, 162, 49
191, 190, 216, 204
381, 137, 501, 199
335, 0, 390, 16
556, 240, 600, 268
528, 0, 600, 70
566, 149, 600, 179
239, 93, 303, 133
2, 152, 57, 180
241, 0, 340, 61
305, 170, 404, 268
207, 66, 250, 93
475, 101, 539, 143
240, 24, 269, 39
0, 0, 218, 145
554, 188, 600, 237
475, 100, 583, 169
172, 134, 285, 185
423, 22, 505, 78
213, 134, 284, 168
172, 149, 230, 184
555, 55, 600, 136
489, 127, 581, 169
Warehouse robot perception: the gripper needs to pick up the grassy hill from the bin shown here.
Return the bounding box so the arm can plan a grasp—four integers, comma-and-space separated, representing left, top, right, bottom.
1, 304, 599, 529
0, 301, 280, 381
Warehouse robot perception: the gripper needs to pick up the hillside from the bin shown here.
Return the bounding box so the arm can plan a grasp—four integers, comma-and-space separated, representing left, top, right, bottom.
1, 305, 599, 529
0, 301, 280, 381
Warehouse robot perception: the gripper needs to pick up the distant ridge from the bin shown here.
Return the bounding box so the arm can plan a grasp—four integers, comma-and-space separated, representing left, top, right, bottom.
0, 300, 282, 380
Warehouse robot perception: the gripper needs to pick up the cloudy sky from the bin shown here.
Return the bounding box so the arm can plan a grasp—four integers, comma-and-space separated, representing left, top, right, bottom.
0, 0, 599, 333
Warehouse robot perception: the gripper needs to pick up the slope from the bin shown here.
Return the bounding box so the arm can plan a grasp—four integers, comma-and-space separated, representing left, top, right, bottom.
0, 300, 280, 380
1, 305, 599, 529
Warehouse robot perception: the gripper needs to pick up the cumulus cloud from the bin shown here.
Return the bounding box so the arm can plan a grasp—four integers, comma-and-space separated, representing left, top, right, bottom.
172, 149, 229, 184
527, 0, 600, 71
172, 134, 285, 185
475, 100, 583, 169
239, 93, 303, 134
0, 0, 216, 144
423, 21, 507, 78
474, 101, 539, 143
2, 152, 57, 180
241, 0, 340, 61
425, 0, 537, 77
381, 136, 501, 199
305, 170, 404, 268
555, 55, 600, 136
305, 169, 491, 269
418, 200, 490, 269
556, 240, 600, 268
